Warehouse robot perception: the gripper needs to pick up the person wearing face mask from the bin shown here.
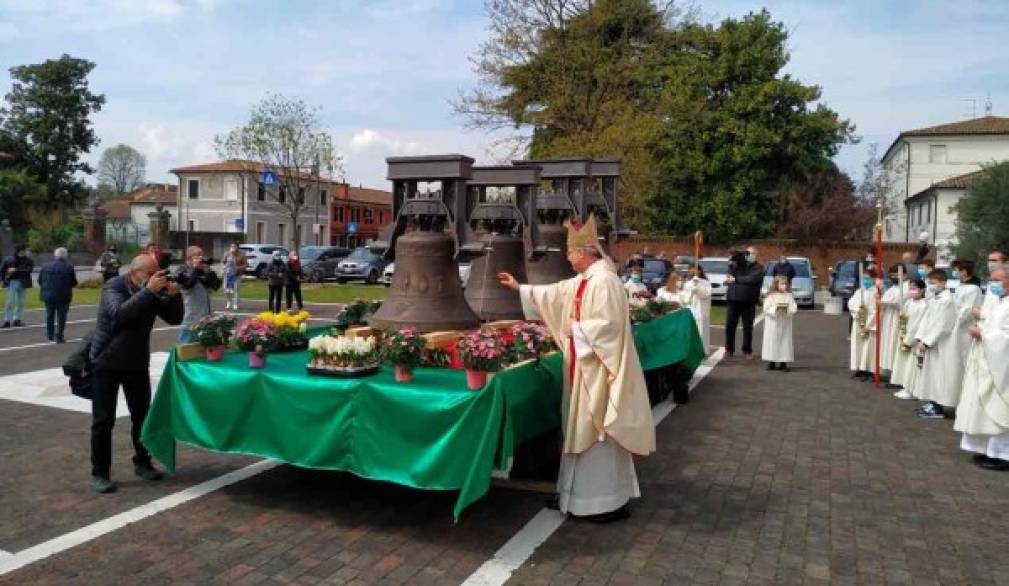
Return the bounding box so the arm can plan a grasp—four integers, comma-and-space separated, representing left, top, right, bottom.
88, 255, 183, 493
955, 264, 1009, 471
916, 259, 935, 295
221, 242, 246, 311
724, 246, 764, 359
891, 279, 929, 399
175, 246, 221, 343
847, 267, 881, 380
878, 266, 905, 385
761, 276, 798, 371
624, 265, 650, 309
948, 259, 984, 364
266, 251, 287, 313
1, 243, 33, 328
771, 255, 796, 285
910, 269, 958, 419
681, 265, 712, 352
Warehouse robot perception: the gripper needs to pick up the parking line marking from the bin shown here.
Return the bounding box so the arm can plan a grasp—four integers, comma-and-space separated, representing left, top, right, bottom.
462, 348, 726, 586
0, 460, 280, 577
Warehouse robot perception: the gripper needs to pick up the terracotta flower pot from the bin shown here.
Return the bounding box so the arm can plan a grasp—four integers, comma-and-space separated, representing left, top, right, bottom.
206, 346, 225, 362
248, 352, 266, 369
466, 369, 488, 390
394, 365, 413, 383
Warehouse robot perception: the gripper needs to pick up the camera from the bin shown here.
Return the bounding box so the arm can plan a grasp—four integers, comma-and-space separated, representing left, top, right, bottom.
728, 249, 749, 271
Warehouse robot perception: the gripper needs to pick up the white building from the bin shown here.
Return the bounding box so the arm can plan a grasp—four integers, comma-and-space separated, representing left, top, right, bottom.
102, 183, 178, 245
880, 116, 1009, 246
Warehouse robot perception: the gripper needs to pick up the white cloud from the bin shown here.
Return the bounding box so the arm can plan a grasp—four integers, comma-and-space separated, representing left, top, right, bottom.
0, 0, 189, 34
350, 129, 426, 156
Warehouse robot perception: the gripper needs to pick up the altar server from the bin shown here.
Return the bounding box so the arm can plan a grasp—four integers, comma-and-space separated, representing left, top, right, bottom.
848, 268, 880, 380
681, 265, 712, 352
655, 272, 683, 305
624, 265, 650, 309
879, 266, 904, 379
911, 269, 959, 418
954, 264, 1009, 470
761, 276, 797, 371
891, 279, 928, 399
498, 215, 654, 522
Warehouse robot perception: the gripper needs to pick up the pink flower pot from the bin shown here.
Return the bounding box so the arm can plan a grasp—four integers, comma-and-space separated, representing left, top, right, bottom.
248, 352, 266, 369
466, 369, 488, 390
394, 365, 413, 383
206, 346, 225, 362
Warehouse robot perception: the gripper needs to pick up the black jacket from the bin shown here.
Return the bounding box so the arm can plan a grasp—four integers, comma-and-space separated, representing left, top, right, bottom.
90, 275, 183, 371
39, 258, 78, 305
771, 262, 796, 282
266, 260, 287, 287
175, 263, 221, 292
1, 255, 34, 288
726, 261, 765, 305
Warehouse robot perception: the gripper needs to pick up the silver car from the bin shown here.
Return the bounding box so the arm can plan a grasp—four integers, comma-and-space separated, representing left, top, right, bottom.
761, 256, 817, 309
699, 257, 730, 302
380, 261, 471, 288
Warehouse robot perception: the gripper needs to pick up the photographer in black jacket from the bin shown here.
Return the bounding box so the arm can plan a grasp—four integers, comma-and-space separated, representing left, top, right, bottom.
89, 255, 183, 494
724, 246, 764, 359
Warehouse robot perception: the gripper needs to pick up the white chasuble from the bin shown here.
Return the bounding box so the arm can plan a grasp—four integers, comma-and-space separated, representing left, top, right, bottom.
911, 289, 959, 406
761, 292, 797, 362
519, 259, 655, 515
956, 296, 1009, 458
847, 289, 878, 372
890, 298, 928, 389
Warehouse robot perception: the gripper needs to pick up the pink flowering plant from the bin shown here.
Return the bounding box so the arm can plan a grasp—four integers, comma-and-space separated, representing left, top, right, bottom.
189, 314, 238, 348
234, 318, 278, 355
456, 327, 508, 372
510, 321, 554, 361
381, 328, 426, 371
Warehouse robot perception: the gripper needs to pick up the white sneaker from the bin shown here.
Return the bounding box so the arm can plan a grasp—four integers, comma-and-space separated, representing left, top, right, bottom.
893, 389, 913, 400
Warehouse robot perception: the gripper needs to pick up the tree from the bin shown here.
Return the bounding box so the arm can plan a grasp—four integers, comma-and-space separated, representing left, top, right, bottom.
775, 166, 875, 242
97, 144, 146, 197
953, 162, 1009, 271
215, 94, 343, 251
0, 54, 105, 207
646, 10, 855, 241
857, 143, 904, 239
0, 168, 47, 234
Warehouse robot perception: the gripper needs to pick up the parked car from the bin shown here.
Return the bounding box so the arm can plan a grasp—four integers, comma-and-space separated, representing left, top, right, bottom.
828, 260, 859, 309
299, 246, 351, 282
380, 261, 472, 288
640, 257, 673, 292
761, 257, 817, 309
336, 248, 391, 284
698, 257, 730, 302
240, 244, 290, 279
672, 255, 697, 278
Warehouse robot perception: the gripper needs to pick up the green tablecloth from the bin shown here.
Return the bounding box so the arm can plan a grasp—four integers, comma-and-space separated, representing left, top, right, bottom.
141, 310, 704, 520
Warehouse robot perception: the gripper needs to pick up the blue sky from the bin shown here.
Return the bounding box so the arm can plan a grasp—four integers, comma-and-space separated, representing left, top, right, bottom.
1, 0, 1007, 191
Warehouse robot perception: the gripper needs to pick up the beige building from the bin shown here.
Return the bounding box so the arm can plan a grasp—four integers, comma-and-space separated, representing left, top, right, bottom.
881, 116, 1009, 245
170, 160, 338, 249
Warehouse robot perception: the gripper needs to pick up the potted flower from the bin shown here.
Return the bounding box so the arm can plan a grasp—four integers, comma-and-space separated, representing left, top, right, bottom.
189, 314, 238, 361
456, 327, 508, 390
307, 334, 379, 376
235, 318, 277, 368
381, 328, 426, 383
510, 321, 554, 362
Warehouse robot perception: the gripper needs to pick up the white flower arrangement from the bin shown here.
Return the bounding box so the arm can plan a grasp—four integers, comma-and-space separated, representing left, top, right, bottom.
308, 335, 378, 369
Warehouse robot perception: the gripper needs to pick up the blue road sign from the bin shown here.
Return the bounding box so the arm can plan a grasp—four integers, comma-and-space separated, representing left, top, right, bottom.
347, 222, 358, 234
261, 170, 277, 186
235, 218, 244, 230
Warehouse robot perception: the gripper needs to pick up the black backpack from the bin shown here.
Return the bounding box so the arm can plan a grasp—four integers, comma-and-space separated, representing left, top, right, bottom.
62, 333, 94, 400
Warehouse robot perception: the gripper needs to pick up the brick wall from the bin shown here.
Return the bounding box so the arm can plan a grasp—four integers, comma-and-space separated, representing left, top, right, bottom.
612, 237, 923, 285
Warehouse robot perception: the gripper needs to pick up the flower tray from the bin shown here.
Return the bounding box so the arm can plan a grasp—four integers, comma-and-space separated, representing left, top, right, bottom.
305, 363, 380, 378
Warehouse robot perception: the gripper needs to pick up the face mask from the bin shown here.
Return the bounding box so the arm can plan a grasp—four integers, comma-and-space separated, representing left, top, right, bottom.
917, 268, 928, 278
926, 284, 938, 295
988, 282, 1005, 298
631, 275, 642, 283
862, 278, 874, 289
745, 253, 755, 263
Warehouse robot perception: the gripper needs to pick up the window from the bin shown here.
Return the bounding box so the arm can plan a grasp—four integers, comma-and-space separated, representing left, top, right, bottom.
320, 189, 328, 206
277, 223, 286, 246
256, 222, 265, 243
336, 207, 344, 222
364, 208, 374, 224
225, 178, 239, 201
929, 144, 947, 164
378, 210, 384, 224
296, 224, 304, 246
257, 183, 266, 202
187, 179, 200, 199
279, 186, 286, 204
297, 188, 305, 205
187, 219, 198, 232
926, 199, 931, 223
351, 207, 360, 223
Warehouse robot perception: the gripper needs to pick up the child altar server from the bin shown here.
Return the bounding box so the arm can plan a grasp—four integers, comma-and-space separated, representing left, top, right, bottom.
891, 279, 928, 399
848, 267, 881, 380
680, 265, 712, 352
762, 276, 798, 372
911, 269, 959, 419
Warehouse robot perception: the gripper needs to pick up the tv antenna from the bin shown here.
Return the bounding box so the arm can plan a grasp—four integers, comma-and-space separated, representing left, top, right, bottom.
985, 93, 993, 116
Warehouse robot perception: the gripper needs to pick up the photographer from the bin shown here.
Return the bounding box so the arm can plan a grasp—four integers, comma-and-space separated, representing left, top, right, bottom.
724, 246, 764, 359
176, 246, 221, 342
90, 255, 183, 493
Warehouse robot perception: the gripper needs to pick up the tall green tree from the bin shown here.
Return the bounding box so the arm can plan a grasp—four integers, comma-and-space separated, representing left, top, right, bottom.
0, 168, 47, 234
647, 10, 855, 241
953, 162, 1009, 272
97, 143, 147, 198
0, 54, 105, 207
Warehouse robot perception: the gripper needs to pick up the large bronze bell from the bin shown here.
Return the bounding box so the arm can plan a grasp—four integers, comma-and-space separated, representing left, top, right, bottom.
370, 229, 480, 333
525, 224, 575, 284
465, 233, 527, 321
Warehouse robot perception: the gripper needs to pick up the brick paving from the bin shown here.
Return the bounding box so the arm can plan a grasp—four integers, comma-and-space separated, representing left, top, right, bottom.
2, 309, 1008, 585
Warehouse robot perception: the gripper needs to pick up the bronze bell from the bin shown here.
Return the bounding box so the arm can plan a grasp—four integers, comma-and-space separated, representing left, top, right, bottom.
370, 229, 480, 333
465, 232, 527, 321
525, 224, 575, 284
